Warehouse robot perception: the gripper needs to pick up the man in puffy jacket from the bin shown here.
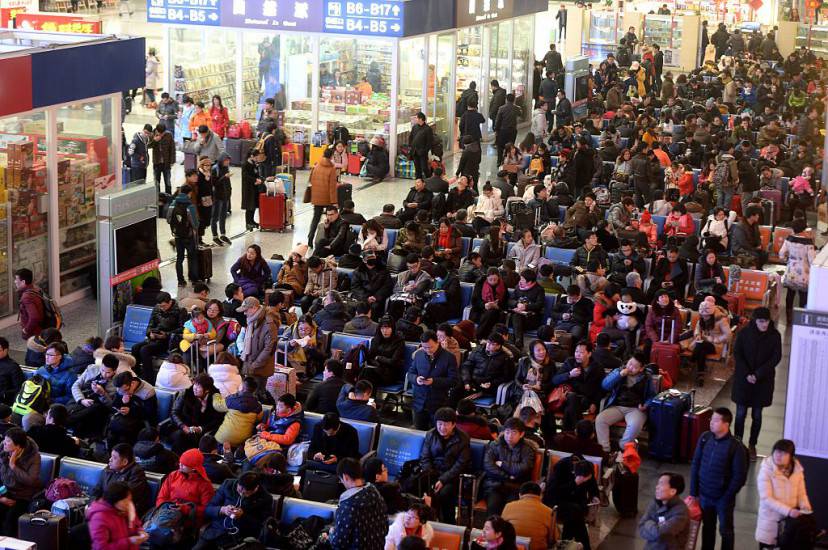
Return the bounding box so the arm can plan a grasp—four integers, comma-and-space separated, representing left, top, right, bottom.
91, 443, 152, 516
196, 472, 273, 550
399, 178, 434, 224
461, 332, 512, 398
128, 124, 153, 182
35, 342, 76, 406
482, 418, 536, 515
131, 292, 185, 379
420, 407, 471, 522
349, 258, 393, 319
609, 240, 647, 287
337, 380, 379, 423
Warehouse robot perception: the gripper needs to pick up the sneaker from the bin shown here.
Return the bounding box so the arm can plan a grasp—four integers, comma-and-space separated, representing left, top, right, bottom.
221, 235, 232, 244
213, 236, 224, 246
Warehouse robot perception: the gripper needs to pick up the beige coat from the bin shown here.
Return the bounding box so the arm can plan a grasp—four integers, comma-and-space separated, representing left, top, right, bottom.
756, 457, 811, 545
277, 260, 308, 295
502, 494, 555, 550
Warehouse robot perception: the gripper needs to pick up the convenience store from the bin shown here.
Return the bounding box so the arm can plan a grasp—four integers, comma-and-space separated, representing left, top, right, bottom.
0, 32, 144, 323
153, 0, 547, 171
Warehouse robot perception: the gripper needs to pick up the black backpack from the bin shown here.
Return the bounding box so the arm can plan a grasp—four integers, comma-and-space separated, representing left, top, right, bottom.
168, 201, 193, 238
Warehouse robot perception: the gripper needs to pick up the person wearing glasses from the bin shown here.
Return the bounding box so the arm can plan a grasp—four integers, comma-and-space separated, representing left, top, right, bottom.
35, 342, 76, 407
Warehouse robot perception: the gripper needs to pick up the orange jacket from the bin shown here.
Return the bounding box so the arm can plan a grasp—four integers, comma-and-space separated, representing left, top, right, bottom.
190, 110, 212, 134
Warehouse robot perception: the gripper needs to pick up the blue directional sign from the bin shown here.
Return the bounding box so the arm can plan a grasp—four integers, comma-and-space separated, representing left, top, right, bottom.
323, 0, 404, 37
147, 0, 221, 26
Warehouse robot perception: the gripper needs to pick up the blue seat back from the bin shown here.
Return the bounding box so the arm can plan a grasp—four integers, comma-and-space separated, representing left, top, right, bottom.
122, 305, 153, 350
376, 425, 426, 479
543, 294, 557, 321
460, 283, 474, 311
336, 267, 354, 281
156, 389, 177, 423
619, 137, 629, 149
281, 497, 336, 525
652, 215, 667, 238
58, 457, 106, 494
146, 472, 164, 504
22, 367, 36, 380
299, 412, 324, 443
329, 333, 372, 355
470, 439, 488, 471
345, 419, 377, 456
505, 242, 517, 257
40, 453, 58, 489
350, 225, 361, 240
590, 135, 600, 148
403, 342, 420, 372
460, 237, 472, 258
266, 259, 283, 282
471, 238, 483, 253
386, 229, 398, 251
558, 205, 566, 221
543, 247, 576, 264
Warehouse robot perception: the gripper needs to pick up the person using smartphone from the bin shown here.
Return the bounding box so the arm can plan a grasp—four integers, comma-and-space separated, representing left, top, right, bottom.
195, 472, 273, 550
87, 481, 149, 550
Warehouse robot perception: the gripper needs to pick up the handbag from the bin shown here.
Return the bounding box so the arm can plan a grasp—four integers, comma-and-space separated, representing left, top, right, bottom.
303, 185, 312, 204
547, 383, 573, 412
777, 513, 818, 549
513, 389, 544, 417
243, 434, 281, 461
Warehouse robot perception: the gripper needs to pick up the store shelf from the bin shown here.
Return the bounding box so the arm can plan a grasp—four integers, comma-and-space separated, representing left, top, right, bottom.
60, 261, 94, 276
61, 219, 95, 231
60, 239, 95, 252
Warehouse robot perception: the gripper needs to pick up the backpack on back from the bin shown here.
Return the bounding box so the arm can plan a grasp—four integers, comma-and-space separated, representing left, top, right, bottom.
169, 202, 194, 238
23, 288, 62, 331
712, 161, 732, 189
12, 374, 50, 417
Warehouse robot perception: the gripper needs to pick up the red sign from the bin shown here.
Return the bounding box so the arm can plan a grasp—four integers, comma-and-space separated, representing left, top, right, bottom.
0, 6, 26, 27
14, 13, 102, 34
0, 55, 33, 117
110, 259, 160, 286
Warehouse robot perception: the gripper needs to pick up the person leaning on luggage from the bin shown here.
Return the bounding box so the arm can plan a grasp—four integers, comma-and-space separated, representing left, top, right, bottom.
638, 472, 690, 549
688, 407, 748, 550
419, 407, 471, 523
481, 417, 536, 516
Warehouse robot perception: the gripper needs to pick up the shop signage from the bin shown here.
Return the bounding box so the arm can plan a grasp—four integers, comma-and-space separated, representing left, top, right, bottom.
14, 13, 102, 33
0, 6, 25, 27
147, 0, 221, 26
221, 0, 323, 31
456, 0, 512, 27
110, 258, 160, 286
323, 0, 404, 37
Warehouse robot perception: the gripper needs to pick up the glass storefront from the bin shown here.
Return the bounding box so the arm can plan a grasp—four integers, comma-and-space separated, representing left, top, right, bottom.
455, 25, 484, 118
0, 94, 119, 317
513, 17, 533, 122
318, 37, 393, 142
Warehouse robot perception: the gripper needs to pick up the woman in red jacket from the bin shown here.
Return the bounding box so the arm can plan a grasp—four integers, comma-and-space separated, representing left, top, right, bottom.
209, 95, 230, 139
664, 203, 695, 239
155, 449, 215, 527
87, 481, 148, 550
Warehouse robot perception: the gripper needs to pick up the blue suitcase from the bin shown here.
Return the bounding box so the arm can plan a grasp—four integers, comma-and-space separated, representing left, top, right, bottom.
648, 390, 691, 462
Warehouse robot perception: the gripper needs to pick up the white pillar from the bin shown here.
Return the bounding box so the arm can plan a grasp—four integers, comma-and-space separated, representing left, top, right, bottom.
46, 107, 60, 302
389, 39, 399, 177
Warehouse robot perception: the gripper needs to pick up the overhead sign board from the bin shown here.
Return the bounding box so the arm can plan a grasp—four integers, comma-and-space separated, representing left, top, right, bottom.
221, 0, 323, 32
323, 0, 403, 37
147, 0, 221, 26
14, 13, 102, 33
456, 0, 512, 27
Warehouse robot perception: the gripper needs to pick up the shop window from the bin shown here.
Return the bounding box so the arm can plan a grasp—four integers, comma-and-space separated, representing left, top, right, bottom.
513, 16, 533, 123
398, 36, 425, 151
0, 111, 49, 318
56, 98, 116, 298
319, 37, 393, 142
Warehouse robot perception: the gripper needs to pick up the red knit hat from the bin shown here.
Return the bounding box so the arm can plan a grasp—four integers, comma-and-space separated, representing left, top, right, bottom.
640, 210, 652, 224
179, 449, 209, 481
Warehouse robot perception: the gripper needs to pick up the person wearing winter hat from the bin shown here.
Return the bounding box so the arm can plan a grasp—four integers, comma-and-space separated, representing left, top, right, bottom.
338, 243, 364, 269
155, 448, 216, 528
731, 307, 781, 461
686, 298, 731, 387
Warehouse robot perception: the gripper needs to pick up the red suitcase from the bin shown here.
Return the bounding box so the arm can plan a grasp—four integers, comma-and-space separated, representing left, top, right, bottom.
730, 194, 742, 217
679, 390, 713, 462
347, 154, 362, 175
650, 319, 680, 387
758, 188, 782, 224
260, 193, 286, 231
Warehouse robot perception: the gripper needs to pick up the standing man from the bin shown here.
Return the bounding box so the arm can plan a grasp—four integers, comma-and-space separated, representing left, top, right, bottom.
155, 92, 179, 136
554, 89, 573, 128
543, 44, 564, 76
167, 179, 200, 287
409, 112, 434, 181
147, 122, 175, 195
13, 269, 44, 341
638, 472, 690, 549
700, 21, 710, 62
488, 80, 507, 130
731, 307, 781, 461
328, 458, 388, 550
237, 297, 276, 395
407, 331, 459, 430
308, 148, 339, 247
652, 44, 664, 94
555, 5, 567, 41
455, 81, 478, 116
689, 407, 748, 550
494, 93, 518, 166
128, 124, 153, 183
190, 124, 225, 163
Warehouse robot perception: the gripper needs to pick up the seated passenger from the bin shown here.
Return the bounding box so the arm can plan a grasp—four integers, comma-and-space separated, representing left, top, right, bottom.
155, 449, 216, 528
302, 412, 360, 474
420, 408, 471, 523
552, 340, 605, 431
167, 374, 225, 455
481, 418, 536, 515
155, 352, 192, 392
67, 353, 119, 438
195, 472, 274, 550
0, 427, 40, 534
229, 244, 272, 298
107, 371, 157, 447
461, 332, 512, 398
93, 335, 137, 374
207, 352, 242, 398
305, 360, 347, 415
256, 393, 303, 447
27, 403, 80, 458
35, 342, 76, 406
385, 502, 434, 550
134, 427, 179, 475
198, 435, 237, 485
336, 380, 379, 423
91, 443, 152, 517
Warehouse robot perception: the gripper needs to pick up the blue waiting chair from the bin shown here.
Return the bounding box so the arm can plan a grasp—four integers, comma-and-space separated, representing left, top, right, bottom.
543, 247, 576, 265
652, 215, 667, 239
281, 497, 336, 525
375, 424, 427, 480
39, 453, 58, 489
106, 305, 153, 352
146, 472, 164, 504
460, 237, 472, 259
266, 259, 283, 282
58, 457, 106, 494
156, 389, 177, 424
386, 228, 398, 251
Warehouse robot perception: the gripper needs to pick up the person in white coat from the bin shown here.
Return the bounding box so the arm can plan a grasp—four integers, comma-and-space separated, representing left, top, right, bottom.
531, 102, 549, 142
507, 228, 543, 271
384, 503, 434, 550
144, 48, 161, 107
755, 439, 812, 549
207, 352, 243, 397
155, 353, 192, 392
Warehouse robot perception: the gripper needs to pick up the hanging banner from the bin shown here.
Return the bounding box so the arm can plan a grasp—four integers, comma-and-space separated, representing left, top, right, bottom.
14, 12, 102, 33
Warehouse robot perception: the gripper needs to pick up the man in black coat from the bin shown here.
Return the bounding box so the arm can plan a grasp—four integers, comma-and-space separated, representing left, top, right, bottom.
91, 443, 152, 516
555, 89, 573, 128
420, 407, 471, 522
573, 137, 596, 199
409, 112, 434, 180
302, 412, 360, 474
0, 338, 23, 405
543, 43, 564, 75
399, 178, 434, 224
458, 100, 485, 144
305, 360, 347, 415
550, 285, 593, 342
653, 44, 664, 93
488, 80, 507, 126
552, 341, 606, 430
461, 333, 513, 397
494, 93, 519, 166
350, 256, 393, 318
196, 473, 274, 550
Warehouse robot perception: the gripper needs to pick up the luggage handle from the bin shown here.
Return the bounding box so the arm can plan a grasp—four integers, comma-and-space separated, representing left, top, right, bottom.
29, 510, 54, 525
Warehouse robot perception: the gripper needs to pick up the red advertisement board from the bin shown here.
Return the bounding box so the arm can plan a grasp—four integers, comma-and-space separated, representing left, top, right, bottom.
15, 12, 102, 33
0, 6, 26, 27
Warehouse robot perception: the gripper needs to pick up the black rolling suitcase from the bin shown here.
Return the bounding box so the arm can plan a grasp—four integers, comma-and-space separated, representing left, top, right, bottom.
302, 469, 343, 503
18, 510, 68, 550
197, 245, 213, 282
337, 183, 353, 208
611, 464, 640, 518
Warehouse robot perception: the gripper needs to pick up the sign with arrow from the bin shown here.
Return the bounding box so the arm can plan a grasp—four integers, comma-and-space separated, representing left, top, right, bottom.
323, 0, 404, 37
147, 0, 222, 26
